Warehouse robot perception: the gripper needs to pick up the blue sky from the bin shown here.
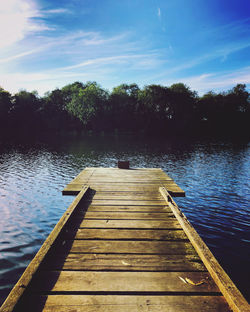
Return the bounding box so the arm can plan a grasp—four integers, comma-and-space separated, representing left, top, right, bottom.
0, 0, 250, 95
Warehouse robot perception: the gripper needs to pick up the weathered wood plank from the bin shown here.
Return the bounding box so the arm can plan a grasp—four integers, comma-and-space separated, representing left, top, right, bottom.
63, 184, 185, 197
82, 200, 167, 206
92, 194, 163, 200
86, 205, 172, 212
78, 219, 182, 229
62, 167, 185, 197
41, 253, 206, 272
66, 182, 178, 189
88, 179, 173, 183
20, 295, 230, 312
69, 169, 95, 183
31, 271, 220, 293
61, 228, 188, 241
83, 212, 174, 220
159, 187, 249, 312
54, 240, 196, 255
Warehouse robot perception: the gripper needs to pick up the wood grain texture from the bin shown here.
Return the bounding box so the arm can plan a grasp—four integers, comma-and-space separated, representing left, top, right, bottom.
83, 212, 174, 220
82, 200, 167, 206
78, 219, 182, 229
61, 228, 188, 240
54, 240, 196, 255
63, 168, 185, 196
86, 205, 172, 212
21, 295, 230, 312
41, 253, 206, 272
31, 271, 219, 293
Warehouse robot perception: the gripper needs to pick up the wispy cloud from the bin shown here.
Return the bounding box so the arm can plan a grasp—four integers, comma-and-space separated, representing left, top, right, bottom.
42, 8, 71, 15
59, 54, 159, 70
160, 67, 250, 94
157, 7, 161, 18
200, 17, 250, 41
0, 49, 41, 64
150, 37, 250, 82
0, 20, 165, 94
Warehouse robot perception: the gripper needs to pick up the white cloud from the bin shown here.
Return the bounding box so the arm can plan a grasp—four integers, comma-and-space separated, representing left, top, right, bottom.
42, 8, 71, 14
157, 7, 161, 18
0, 0, 52, 49
59, 54, 157, 70
0, 49, 40, 64
160, 67, 250, 94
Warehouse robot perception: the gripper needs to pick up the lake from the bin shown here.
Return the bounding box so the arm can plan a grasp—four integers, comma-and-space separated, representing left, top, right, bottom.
0, 134, 249, 305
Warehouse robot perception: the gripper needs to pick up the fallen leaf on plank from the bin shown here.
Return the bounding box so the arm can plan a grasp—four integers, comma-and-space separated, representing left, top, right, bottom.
185, 278, 204, 286
121, 260, 131, 266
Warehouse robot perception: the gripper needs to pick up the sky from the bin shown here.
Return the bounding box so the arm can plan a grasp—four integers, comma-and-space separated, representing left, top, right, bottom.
0, 0, 250, 95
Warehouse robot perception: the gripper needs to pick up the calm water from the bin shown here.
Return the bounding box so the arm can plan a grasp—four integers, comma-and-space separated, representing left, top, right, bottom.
0, 135, 249, 304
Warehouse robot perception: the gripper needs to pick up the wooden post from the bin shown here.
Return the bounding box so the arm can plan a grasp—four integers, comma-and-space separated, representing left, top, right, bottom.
118, 161, 130, 169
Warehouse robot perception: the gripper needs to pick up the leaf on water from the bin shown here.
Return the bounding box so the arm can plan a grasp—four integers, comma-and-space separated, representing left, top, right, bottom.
179, 276, 187, 284
185, 278, 204, 286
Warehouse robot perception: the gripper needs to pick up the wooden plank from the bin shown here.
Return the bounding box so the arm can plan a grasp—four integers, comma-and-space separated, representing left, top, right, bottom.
54, 240, 196, 255
69, 182, 178, 189
88, 180, 172, 184
89, 172, 168, 176
42, 254, 206, 272
63, 182, 185, 197
82, 200, 167, 206
87, 205, 172, 212
78, 219, 182, 229
61, 228, 188, 241
31, 271, 220, 293
94, 191, 164, 195
20, 295, 230, 312
69, 168, 95, 183
83, 212, 174, 220
0, 186, 89, 312
159, 187, 249, 312
63, 184, 185, 197
92, 194, 163, 200
62, 167, 185, 197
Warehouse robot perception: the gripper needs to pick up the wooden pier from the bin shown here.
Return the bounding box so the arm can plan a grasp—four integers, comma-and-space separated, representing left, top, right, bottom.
1, 167, 249, 312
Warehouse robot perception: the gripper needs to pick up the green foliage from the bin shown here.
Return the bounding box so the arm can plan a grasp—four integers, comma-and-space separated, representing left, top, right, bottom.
0, 87, 12, 114
169, 83, 197, 121
9, 90, 41, 132
66, 82, 108, 127
109, 84, 140, 130
0, 82, 249, 139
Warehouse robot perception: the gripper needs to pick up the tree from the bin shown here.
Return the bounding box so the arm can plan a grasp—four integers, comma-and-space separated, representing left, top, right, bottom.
0, 87, 12, 131
109, 84, 140, 131
138, 84, 173, 133
66, 82, 109, 129
9, 90, 41, 133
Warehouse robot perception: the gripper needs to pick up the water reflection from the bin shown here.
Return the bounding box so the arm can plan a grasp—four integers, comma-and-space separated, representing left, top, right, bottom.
0, 135, 249, 304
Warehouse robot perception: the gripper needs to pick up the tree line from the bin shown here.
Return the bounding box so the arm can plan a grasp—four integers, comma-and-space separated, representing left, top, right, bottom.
0, 82, 249, 139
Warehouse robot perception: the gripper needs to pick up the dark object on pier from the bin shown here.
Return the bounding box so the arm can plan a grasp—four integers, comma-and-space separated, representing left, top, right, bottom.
118, 160, 130, 169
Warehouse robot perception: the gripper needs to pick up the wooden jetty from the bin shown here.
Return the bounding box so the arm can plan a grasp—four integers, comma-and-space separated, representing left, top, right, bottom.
1, 167, 249, 312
